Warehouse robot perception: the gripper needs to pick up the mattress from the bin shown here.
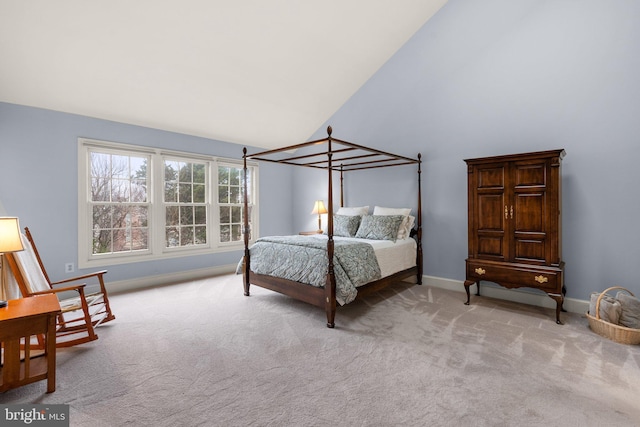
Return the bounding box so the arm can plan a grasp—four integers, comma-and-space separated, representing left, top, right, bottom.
308, 234, 417, 282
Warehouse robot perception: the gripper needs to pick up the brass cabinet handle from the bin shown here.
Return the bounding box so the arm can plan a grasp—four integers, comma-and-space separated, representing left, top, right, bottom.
534, 275, 548, 284
475, 267, 486, 276
505, 205, 514, 219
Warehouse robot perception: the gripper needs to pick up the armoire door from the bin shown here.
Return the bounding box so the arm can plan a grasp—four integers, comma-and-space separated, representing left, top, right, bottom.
470, 161, 510, 262
510, 157, 557, 266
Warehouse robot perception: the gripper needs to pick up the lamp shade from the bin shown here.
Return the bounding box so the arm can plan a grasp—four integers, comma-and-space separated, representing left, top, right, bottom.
310, 200, 328, 215
0, 217, 24, 253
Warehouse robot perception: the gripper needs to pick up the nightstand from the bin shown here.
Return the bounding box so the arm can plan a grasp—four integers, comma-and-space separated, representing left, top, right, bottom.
299, 231, 322, 235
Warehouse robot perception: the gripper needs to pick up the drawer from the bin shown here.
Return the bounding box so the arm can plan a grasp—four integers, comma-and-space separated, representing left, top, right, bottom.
466, 260, 562, 293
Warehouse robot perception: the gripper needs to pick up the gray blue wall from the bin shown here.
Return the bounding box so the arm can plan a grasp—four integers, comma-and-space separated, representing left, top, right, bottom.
298, 0, 640, 301
0, 102, 293, 285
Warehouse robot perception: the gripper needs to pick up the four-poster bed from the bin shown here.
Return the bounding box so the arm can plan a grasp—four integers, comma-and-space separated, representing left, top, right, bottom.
242, 126, 422, 328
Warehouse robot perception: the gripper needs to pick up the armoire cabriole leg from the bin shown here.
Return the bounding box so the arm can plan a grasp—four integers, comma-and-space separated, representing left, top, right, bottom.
549, 294, 564, 324
463, 280, 476, 305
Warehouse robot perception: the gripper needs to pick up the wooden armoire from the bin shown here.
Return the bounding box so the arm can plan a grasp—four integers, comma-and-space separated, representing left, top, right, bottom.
464, 149, 566, 323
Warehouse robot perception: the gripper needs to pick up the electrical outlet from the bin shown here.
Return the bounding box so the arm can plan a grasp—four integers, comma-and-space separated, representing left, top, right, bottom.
65, 263, 75, 273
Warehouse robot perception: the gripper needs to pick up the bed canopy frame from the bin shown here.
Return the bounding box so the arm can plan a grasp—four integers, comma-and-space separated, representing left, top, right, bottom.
242, 126, 422, 327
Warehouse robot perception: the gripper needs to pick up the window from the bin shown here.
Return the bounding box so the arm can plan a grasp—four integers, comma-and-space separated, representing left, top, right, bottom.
218, 165, 251, 243
164, 159, 208, 248
89, 150, 150, 255
78, 139, 258, 268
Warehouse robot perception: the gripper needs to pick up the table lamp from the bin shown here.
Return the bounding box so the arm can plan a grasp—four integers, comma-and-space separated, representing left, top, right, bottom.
310, 200, 328, 234
0, 217, 24, 308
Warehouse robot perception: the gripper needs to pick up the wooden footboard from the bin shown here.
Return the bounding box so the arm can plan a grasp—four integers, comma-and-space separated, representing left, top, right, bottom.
243, 256, 420, 328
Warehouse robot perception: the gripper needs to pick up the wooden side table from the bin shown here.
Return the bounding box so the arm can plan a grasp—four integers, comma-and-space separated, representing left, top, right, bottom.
299, 231, 323, 235
0, 294, 61, 393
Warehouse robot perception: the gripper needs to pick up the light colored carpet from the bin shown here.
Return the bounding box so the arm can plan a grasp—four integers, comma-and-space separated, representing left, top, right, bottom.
2, 274, 639, 426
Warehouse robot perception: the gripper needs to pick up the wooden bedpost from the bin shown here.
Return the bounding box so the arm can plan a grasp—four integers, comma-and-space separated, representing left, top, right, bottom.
417, 153, 423, 285
242, 147, 251, 296
340, 164, 344, 208
325, 126, 337, 328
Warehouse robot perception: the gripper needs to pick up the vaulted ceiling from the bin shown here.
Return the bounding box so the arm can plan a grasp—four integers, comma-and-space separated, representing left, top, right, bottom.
0, 1, 447, 148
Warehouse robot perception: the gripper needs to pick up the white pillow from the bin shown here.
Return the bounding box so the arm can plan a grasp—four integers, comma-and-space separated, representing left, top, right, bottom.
373, 206, 411, 216
336, 206, 369, 216
373, 206, 413, 239
400, 215, 416, 239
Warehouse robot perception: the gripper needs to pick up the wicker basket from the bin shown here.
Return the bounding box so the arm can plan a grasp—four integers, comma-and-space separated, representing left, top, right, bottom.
586, 286, 640, 345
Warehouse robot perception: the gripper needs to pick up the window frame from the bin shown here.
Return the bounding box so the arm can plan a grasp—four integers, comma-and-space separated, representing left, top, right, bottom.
78, 138, 258, 269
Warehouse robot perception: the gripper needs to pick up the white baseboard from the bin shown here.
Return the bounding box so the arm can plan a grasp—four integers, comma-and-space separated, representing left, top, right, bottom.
423, 275, 588, 315
102, 264, 238, 295
100, 268, 588, 315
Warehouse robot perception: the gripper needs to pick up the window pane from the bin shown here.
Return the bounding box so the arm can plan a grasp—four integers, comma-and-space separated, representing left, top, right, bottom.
218, 167, 230, 185
230, 186, 241, 204
218, 186, 229, 203
194, 206, 207, 225
180, 226, 194, 246
93, 229, 112, 254
112, 206, 129, 229
93, 205, 112, 229
166, 227, 179, 247
113, 228, 130, 252
220, 225, 230, 242
193, 183, 205, 203
131, 228, 148, 250
195, 226, 207, 244
220, 206, 230, 224
179, 163, 192, 182
130, 206, 148, 227
166, 206, 179, 226
231, 224, 241, 241
111, 155, 130, 179
179, 183, 192, 203
92, 178, 110, 202
165, 182, 178, 202
230, 168, 240, 185
131, 179, 147, 202
111, 179, 129, 202
91, 152, 110, 178
180, 206, 193, 225
193, 163, 205, 184
131, 157, 147, 178
165, 161, 179, 181
231, 206, 242, 223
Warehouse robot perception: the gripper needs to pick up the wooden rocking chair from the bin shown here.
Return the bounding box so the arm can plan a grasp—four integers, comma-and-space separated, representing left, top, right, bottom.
4, 227, 115, 347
